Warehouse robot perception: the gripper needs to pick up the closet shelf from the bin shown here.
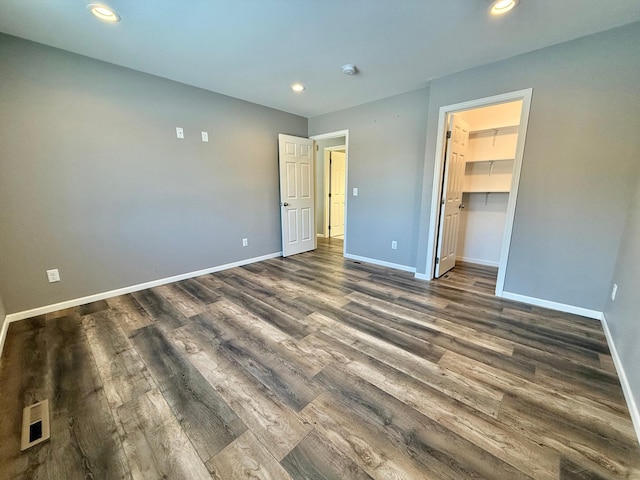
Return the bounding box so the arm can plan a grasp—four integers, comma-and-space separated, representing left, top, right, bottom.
463, 188, 510, 193
469, 125, 519, 135
465, 157, 514, 164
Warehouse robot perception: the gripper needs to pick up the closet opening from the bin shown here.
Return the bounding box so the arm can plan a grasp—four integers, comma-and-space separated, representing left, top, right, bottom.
425, 89, 533, 296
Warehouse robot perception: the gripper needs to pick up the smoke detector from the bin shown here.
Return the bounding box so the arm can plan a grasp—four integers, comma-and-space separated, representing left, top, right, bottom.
342, 64, 358, 75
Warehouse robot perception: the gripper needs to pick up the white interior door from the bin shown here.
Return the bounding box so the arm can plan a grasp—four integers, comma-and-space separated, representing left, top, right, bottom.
278, 134, 315, 257
435, 115, 469, 277
329, 151, 346, 237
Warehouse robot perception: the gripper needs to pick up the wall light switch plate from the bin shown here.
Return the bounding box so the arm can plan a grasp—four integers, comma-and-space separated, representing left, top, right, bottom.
611, 283, 618, 301
201, 131, 208, 142
46, 269, 60, 283
353, 187, 358, 196
176, 127, 184, 139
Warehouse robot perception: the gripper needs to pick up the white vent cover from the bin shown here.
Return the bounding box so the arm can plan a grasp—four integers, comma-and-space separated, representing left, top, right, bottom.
21, 399, 50, 451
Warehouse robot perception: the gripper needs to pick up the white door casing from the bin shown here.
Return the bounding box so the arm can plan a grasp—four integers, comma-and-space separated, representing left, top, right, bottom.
278, 134, 315, 257
423, 89, 533, 296
329, 150, 346, 237
435, 115, 469, 277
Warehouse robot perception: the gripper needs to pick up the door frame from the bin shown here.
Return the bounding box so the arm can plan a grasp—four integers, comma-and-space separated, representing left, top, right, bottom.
310, 129, 349, 256
425, 89, 533, 296
324, 145, 347, 238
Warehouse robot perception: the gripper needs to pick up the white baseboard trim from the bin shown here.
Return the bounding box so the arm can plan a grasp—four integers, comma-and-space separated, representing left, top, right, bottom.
344, 253, 416, 273
414, 272, 430, 281
316, 233, 326, 238
601, 314, 640, 446
4, 252, 282, 324
455, 256, 500, 267
0, 315, 9, 362
501, 291, 603, 320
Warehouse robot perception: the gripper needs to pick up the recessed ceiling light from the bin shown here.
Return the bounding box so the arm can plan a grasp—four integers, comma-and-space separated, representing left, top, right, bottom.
489, 0, 519, 15
88, 4, 121, 22
290, 83, 305, 93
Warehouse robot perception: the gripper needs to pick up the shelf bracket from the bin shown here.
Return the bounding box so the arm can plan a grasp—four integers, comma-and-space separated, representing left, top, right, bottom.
492, 129, 499, 146
485, 192, 489, 205
489, 161, 494, 176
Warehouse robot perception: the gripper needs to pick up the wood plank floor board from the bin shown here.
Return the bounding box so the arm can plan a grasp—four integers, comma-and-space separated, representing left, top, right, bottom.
189, 308, 321, 412
298, 294, 447, 364
207, 431, 294, 480
310, 325, 506, 419
336, 354, 562, 480
83, 309, 156, 409
439, 351, 637, 442
191, 272, 227, 291
498, 394, 640, 480
1, 238, 638, 479
153, 283, 207, 318
216, 284, 314, 339
314, 362, 537, 480
340, 299, 537, 381
116, 388, 213, 480
106, 294, 153, 334
440, 302, 604, 367
129, 324, 248, 462
300, 393, 459, 480
280, 428, 376, 480
78, 299, 110, 317
0, 321, 50, 478
219, 272, 317, 319
175, 277, 221, 304
131, 289, 188, 331
168, 323, 312, 462
436, 262, 498, 296
0, 314, 131, 480
345, 291, 516, 355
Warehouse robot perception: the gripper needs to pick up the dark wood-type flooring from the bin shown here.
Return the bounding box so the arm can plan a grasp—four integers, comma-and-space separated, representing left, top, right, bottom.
1, 238, 639, 479
436, 261, 498, 295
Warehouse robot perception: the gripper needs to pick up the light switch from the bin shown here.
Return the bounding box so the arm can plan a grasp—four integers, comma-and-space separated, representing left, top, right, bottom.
201, 131, 209, 142
176, 127, 184, 139
353, 187, 358, 196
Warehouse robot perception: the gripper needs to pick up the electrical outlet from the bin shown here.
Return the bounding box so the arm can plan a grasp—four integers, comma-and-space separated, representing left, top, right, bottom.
176, 127, 184, 139
201, 131, 208, 142
46, 269, 60, 283
242, 238, 248, 247
391, 240, 398, 250
611, 283, 618, 301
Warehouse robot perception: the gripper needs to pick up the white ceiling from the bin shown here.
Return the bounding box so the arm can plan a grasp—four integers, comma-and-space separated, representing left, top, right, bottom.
1, 1, 639, 118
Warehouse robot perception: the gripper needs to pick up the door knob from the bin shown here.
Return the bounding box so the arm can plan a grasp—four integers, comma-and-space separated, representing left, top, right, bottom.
458, 204, 465, 209
282, 202, 289, 206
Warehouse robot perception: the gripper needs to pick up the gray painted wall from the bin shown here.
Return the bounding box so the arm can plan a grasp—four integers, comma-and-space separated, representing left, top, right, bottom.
309, 88, 430, 268
0, 34, 307, 313
604, 171, 640, 424
314, 137, 346, 236
416, 22, 640, 311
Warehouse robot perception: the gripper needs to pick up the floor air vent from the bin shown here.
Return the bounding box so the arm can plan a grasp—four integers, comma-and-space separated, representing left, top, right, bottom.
21, 399, 50, 451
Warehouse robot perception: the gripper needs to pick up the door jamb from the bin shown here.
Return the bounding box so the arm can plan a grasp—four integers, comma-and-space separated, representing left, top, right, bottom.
310, 130, 349, 256
324, 145, 347, 238
424, 89, 533, 296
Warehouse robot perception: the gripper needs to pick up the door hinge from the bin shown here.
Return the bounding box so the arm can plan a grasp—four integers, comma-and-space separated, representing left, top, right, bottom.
329, 193, 332, 198
316, 144, 319, 151
328, 225, 331, 230
436, 257, 440, 264
446, 130, 451, 139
